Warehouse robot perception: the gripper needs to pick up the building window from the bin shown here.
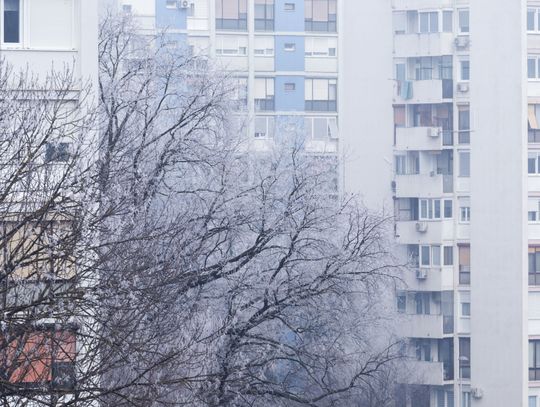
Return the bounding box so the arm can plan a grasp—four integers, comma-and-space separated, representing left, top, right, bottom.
419, 244, 444, 268
304, 116, 338, 140
215, 35, 248, 55
45, 142, 71, 163
529, 105, 540, 143
443, 246, 453, 266
443, 199, 452, 218
255, 0, 274, 31
529, 56, 540, 80
462, 392, 471, 407
442, 10, 453, 32
4, 0, 20, 44
2, 327, 76, 390
458, 105, 470, 144
284, 42, 296, 52
216, 0, 248, 31
459, 337, 471, 379
305, 78, 337, 111
231, 77, 248, 109
529, 247, 540, 286
461, 302, 471, 317
305, 0, 337, 32
460, 60, 470, 81
419, 11, 438, 33
397, 293, 406, 313
460, 206, 470, 223
530, 340, 540, 381
254, 77, 275, 111
528, 9, 540, 32
414, 292, 431, 315
458, 151, 470, 177
254, 36, 274, 55
529, 199, 540, 223
530, 396, 538, 407
284, 2, 295, 11
305, 36, 337, 57
529, 152, 540, 174
166, 0, 176, 8
122, 4, 132, 13
284, 82, 296, 92
459, 245, 470, 285
419, 199, 452, 220
458, 9, 469, 33
254, 116, 275, 138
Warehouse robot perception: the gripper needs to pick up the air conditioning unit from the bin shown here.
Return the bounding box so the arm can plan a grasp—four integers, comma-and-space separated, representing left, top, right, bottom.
416, 268, 428, 280
416, 222, 428, 233
455, 36, 470, 49
429, 170, 436, 177
471, 388, 484, 399
427, 127, 440, 138
180, 0, 190, 8
457, 82, 470, 93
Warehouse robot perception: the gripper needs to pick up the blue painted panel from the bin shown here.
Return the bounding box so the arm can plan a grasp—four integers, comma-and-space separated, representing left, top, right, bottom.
156, 0, 187, 30
275, 76, 305, 111
275, 35, 305, 71
275, 0, 304, 32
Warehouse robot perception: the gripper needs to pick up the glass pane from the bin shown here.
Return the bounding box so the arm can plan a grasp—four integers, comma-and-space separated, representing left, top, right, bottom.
529, 9, 536, 31
443, 10, 453, 32
434, 199, 441, 219
420, 13, 429, 33
459, 10, 469, 32
421, 245, 430, 266
4, 0, 20, 43
432, 246, 441, 266
429, 12, 439, 32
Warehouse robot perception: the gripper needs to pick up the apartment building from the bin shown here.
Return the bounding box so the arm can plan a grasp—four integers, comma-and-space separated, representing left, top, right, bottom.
120, 0, 340, 157
381, 0, 529, 406
0, 0, 98, 399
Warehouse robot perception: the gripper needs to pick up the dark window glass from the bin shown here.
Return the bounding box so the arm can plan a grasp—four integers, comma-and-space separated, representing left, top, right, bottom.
4, 0, 20, 43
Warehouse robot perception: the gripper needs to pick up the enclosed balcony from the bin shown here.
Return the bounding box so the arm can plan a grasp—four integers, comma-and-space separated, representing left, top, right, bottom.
394, 79, 453, 104
400, 360, 445, 386
394, 173, 453, 197
394, 33, 455, 58
399, 313, 444, 338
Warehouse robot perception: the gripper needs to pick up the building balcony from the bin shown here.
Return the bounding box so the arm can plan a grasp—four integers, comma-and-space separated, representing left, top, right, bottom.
395, 219, 454, 244
395, 127, 444, 151
392, 0, 453, 10
400, 360, 445, 386
305, 56, 338, 73
394, 32, 454, 58
399, 313, 444, 338
394, 173, 453, 197
402, 266, 449, 291
394, 79, 453, 104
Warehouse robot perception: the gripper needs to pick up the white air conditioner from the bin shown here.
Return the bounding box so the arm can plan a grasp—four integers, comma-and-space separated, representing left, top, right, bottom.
416, 222, 428, 233
427, 127, 440, 138
416, 268, 428, 279
471, 388, 484, 399
455, 36, 470, 49
457, 82, 469, 93
180, 0, 190, 8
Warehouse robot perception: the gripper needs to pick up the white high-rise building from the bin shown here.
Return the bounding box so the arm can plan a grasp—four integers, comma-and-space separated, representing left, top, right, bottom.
341, 1, 532, 406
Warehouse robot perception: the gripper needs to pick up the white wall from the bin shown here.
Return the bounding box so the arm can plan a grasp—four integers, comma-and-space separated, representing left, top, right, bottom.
470, 0, 528, 405
340, 0, 394, 212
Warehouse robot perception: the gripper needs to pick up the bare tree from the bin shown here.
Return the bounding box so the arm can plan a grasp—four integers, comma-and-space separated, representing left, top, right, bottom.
0, 12, 402, 407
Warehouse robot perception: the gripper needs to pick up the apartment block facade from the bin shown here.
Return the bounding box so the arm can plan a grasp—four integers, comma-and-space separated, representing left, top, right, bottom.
0, 0, 98, 399
121, 0, 340, 155
387, 0, 530, 406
